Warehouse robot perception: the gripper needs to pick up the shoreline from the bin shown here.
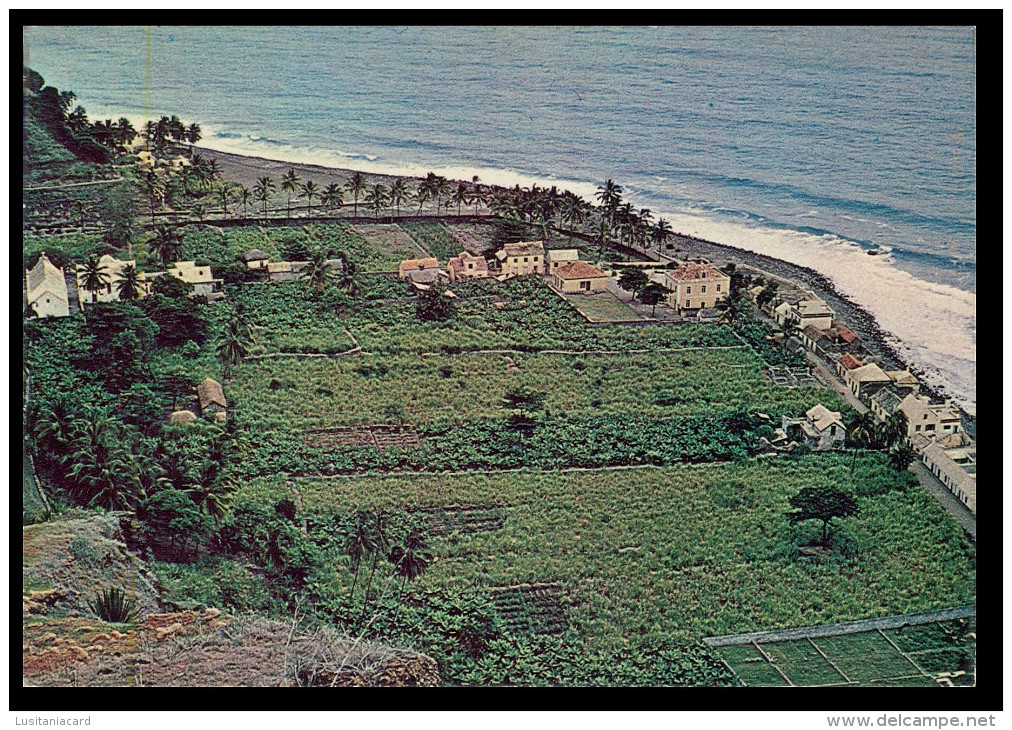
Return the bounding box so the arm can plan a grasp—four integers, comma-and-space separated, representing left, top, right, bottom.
193, 145, 974, 428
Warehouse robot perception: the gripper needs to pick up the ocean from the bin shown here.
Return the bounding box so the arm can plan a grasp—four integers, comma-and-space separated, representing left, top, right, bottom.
22, 25, 976, 413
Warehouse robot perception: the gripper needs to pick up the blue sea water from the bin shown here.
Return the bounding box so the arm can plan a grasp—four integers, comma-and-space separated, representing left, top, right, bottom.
23, 25, 976, 412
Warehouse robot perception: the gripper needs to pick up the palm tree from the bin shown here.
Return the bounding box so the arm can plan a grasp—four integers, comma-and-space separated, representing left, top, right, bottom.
389, 178, 409, 217
452, 181, 470, 216
414, 181, 432, 215
185, 123, 202, 157
150, 225, 182, 267
79, 255, 110, 303
219, 182, 234, 217
206, 158, 221, 187
596, 179, 623, 221
388, 528, 431, 600
216, 317, 254, 379
560, 193, 589, 242
116, 264, 143, 301
652, 219, 673, 258
321, 182, 344, 213
361, 510, 391, 603
346, 172, 367, 216
239, 186, 252, 219
300, 180, 319, 215
141, 171, 163, 222
115, 118, 137, 150
333, 253, 359, 300
365, 183, 389, 219
848, 411, 879, 473
344, 512, 379, 601
299, 250, 336, 296
879, 411, 909, 449
281, 168, 300, 219
717, 293, 748, 326
254, 176, 275, 216
66, 417, 145, 511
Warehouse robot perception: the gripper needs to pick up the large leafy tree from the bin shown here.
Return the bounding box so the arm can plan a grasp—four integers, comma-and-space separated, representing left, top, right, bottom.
786, 485, 859, 546
638, 282, 670, 316
617, 268, 649, 300
415, 283, 455, 322
502, 387, 546, 441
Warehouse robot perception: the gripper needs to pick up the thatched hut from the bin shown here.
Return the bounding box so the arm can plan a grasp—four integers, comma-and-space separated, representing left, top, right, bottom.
168, 410, 197, 425
197, 378, 227, 417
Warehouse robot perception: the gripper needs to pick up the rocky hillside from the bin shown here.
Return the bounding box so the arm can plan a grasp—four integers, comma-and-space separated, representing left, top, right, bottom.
23, 512, 440, 687
24, 610, 440, 687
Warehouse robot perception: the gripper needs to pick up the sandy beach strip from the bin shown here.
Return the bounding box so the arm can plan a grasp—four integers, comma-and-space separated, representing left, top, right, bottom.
193, 145, 972, 432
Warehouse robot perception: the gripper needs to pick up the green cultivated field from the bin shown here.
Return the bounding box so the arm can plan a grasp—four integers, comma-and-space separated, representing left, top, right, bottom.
275, 455, 975, 650
564, 292, 644, 322
232, 348, 845, 430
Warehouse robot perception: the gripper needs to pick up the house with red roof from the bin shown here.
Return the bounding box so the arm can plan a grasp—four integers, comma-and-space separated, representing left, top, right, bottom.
663, 263, 730, 312
551, 261, 608, 294
447, 251, 489, 282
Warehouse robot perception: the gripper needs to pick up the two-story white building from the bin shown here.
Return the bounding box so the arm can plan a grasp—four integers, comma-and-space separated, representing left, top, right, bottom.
898, 394, 962, 441
663, 263, 730, 313
496, 241, 545, 277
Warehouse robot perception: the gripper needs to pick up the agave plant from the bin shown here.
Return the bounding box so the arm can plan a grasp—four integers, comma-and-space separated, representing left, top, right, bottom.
88, 587, 138, 624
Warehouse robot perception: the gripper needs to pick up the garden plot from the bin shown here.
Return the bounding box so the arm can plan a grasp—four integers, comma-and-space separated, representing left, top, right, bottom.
764, 366, 820, 388
350, 223, 428, 265
410, 504, 506, 535
712, 614, 976, 687
301, 425, 422, 451
443, 223, 497, 255
490, 583, 568, 636
563, 292, 644, 322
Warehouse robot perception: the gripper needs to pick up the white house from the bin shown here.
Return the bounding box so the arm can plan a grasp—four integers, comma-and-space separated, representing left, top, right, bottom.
496, 241, 545, 277
843, 362, 892, 399
774, 296, 834, 331
151, 261, 224, 300
545, 249, 580, 272
919, 432, 976, 514
898, 394, 962, 441
663, 263, 730, 312
780, 404, 847, 451
26, 253, 71, 318
78, 254, 145, 305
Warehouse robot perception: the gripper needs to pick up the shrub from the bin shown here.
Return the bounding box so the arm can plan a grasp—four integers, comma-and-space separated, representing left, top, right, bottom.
68, 536, 100, 567
88, 587, 138, 623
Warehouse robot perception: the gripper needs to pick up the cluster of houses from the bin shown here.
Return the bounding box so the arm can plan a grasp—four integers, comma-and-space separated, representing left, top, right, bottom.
392, 241, 612, 295
244, 249, 344, 282
24, 253, 224, 318
753, 283, 975, 514
169, 377, 228, 425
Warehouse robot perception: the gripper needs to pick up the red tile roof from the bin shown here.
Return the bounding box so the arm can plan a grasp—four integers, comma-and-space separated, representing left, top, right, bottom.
836, 324, 858, 343
665, 263, 727, 282
554, 261, 607, 280
399, 258, 439, 274
837, 353, 863, 370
